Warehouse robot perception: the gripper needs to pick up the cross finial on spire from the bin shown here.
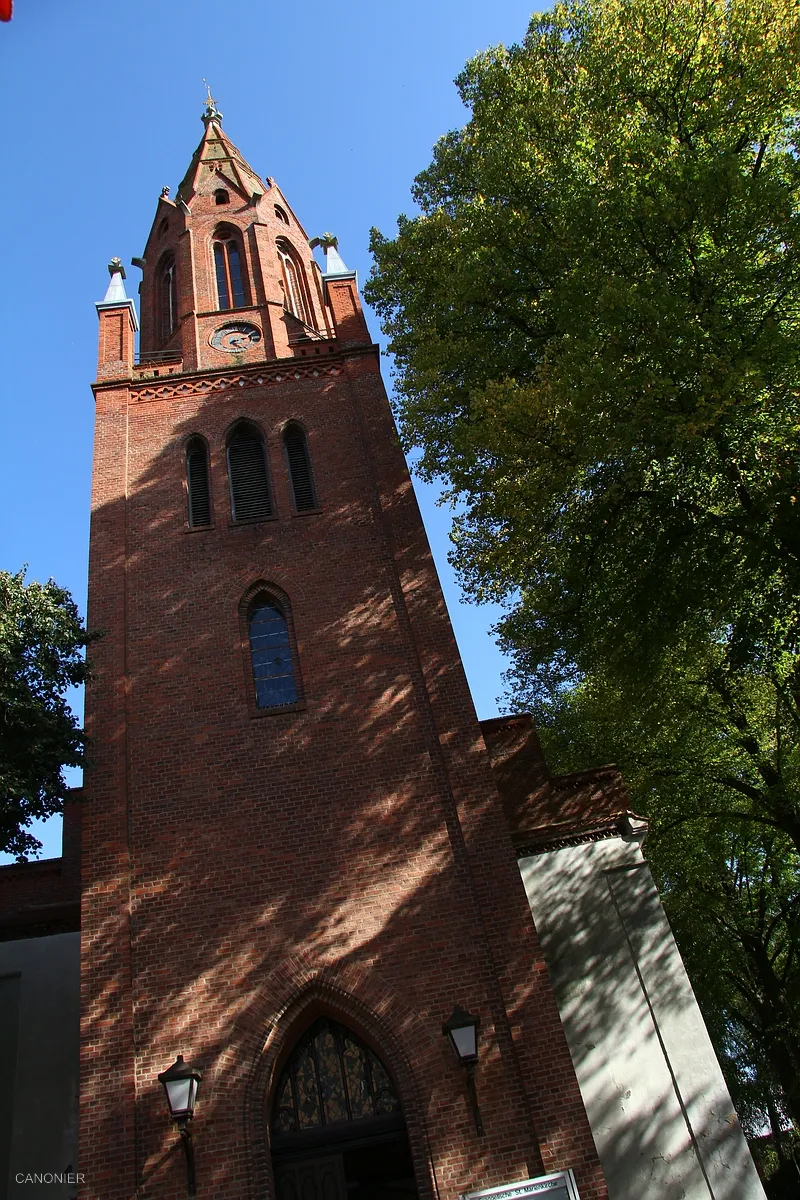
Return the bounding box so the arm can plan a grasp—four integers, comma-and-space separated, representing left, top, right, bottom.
202, 79, 223, 125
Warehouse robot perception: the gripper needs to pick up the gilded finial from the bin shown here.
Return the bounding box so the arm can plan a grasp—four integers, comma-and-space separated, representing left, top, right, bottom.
202, 78, 223, 124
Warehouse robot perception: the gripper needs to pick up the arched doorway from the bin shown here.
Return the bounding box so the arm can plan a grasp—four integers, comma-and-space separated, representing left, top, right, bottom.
270, 1017, 419, 1200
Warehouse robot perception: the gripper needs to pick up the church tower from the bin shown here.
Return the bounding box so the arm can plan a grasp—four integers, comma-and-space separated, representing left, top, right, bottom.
81, 99, 607, 1200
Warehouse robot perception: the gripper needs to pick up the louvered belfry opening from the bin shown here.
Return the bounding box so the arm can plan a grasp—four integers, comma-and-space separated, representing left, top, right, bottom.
186, 437, 211, 527
228, 423, 272, 521
284, 423, 316, 511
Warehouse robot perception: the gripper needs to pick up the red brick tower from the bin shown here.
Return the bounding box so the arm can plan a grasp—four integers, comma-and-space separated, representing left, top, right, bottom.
81, 99, 607, 1200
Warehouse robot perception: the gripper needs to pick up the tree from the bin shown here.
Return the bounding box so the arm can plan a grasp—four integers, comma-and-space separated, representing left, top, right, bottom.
0, 570, 88, 860
366, 0, 800, 696
366, 0, 800, 1145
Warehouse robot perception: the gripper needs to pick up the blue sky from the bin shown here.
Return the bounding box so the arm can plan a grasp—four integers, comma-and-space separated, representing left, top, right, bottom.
0, 0, 537, 859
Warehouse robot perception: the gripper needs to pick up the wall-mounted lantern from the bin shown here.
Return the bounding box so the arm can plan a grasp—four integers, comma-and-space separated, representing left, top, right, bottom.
158, 1054, 202, 1195
442, 1005, 484, 1135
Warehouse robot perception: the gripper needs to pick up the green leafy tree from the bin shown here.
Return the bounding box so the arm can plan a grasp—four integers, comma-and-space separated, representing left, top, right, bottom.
0, 570, 88, 860
366, 0, 800, 1146
366, 0, 800, 695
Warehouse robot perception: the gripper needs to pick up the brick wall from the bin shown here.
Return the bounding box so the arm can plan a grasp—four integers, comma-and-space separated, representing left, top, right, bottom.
0, 797, 81, 939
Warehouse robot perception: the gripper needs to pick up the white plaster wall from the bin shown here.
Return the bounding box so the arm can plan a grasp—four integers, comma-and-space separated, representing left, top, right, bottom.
519, 839, 765, 1200
0, 933, 80, 1200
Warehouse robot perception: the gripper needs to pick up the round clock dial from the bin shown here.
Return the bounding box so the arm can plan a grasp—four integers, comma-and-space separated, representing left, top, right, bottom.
210, 322, 262, 352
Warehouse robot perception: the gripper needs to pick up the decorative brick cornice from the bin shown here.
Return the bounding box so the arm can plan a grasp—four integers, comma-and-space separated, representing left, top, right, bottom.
92, 344, 380, 403
515, 823, 623, 858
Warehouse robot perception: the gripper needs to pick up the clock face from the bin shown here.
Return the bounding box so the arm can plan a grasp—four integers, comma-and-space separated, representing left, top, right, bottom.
210, 322, 262, 352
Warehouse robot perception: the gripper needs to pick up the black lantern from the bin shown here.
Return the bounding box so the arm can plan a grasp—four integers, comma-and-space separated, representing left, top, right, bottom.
158, 1055, 202, 1195
442, 1005, 484, 1135
442, 1005, 480, 1065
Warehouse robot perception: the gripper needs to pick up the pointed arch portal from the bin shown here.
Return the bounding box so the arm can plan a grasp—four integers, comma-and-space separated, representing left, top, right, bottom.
270, 1018, 419, 1200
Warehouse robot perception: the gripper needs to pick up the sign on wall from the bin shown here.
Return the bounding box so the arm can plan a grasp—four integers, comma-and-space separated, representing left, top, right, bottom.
461, 1171, 581, 1200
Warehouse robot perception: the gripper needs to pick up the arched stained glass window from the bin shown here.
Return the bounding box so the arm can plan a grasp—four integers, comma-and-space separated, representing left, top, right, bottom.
284, 423, 317, 512
248, 596, 298, 710
272, 1019, 400, 1137
186, 436, 211, 527
214, 227, 247, 310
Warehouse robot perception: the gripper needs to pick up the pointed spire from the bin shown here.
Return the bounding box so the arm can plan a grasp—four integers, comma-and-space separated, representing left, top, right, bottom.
102, 258, 129, 304
324, 243, 352, 277
96, 257, 139, 330
311, 234, 356, 281
176, 98, 264, 204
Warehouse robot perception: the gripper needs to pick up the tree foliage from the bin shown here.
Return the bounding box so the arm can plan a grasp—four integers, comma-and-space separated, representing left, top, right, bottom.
367, 0, 800, 688
0, 570, 88, 860
366, 0, 800, 1144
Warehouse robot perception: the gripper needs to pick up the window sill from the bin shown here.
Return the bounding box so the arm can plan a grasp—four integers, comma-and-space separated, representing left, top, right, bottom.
251, 700, 306, 719
229, 514, 279, 527
291, 507, 322, 518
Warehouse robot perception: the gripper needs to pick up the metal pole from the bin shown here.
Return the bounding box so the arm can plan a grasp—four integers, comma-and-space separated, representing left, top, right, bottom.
178, 1122, 197, 1196
465, 1064, 484, 1136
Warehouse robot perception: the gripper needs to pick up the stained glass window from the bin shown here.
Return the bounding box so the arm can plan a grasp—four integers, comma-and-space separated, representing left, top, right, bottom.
271, 1019, 400, 1137
214, 230, 247, 310
248, 599, 298, 710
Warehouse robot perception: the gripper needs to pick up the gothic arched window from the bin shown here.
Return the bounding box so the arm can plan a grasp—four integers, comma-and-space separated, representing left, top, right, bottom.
277, 238, 313, 327
227, 422, 271, 522
214, 188, 230, 206
283, 423, 317, 512
158, 253, 178, 344
213, 226, 247, 310
271, 1018, 400, 1136
247, 593, 298, 710
185, 436, 211, 528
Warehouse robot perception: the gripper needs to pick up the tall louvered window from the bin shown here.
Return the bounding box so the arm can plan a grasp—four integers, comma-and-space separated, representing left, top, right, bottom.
248, 595, 298, 709
214, 228, 247, 310
284, 423, 317, 511
186, 437, 211, 527
228, 423, 271, 521
158, 254, 177, 344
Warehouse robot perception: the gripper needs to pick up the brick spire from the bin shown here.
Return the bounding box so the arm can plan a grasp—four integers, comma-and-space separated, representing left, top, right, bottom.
176, 94, 266, 205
